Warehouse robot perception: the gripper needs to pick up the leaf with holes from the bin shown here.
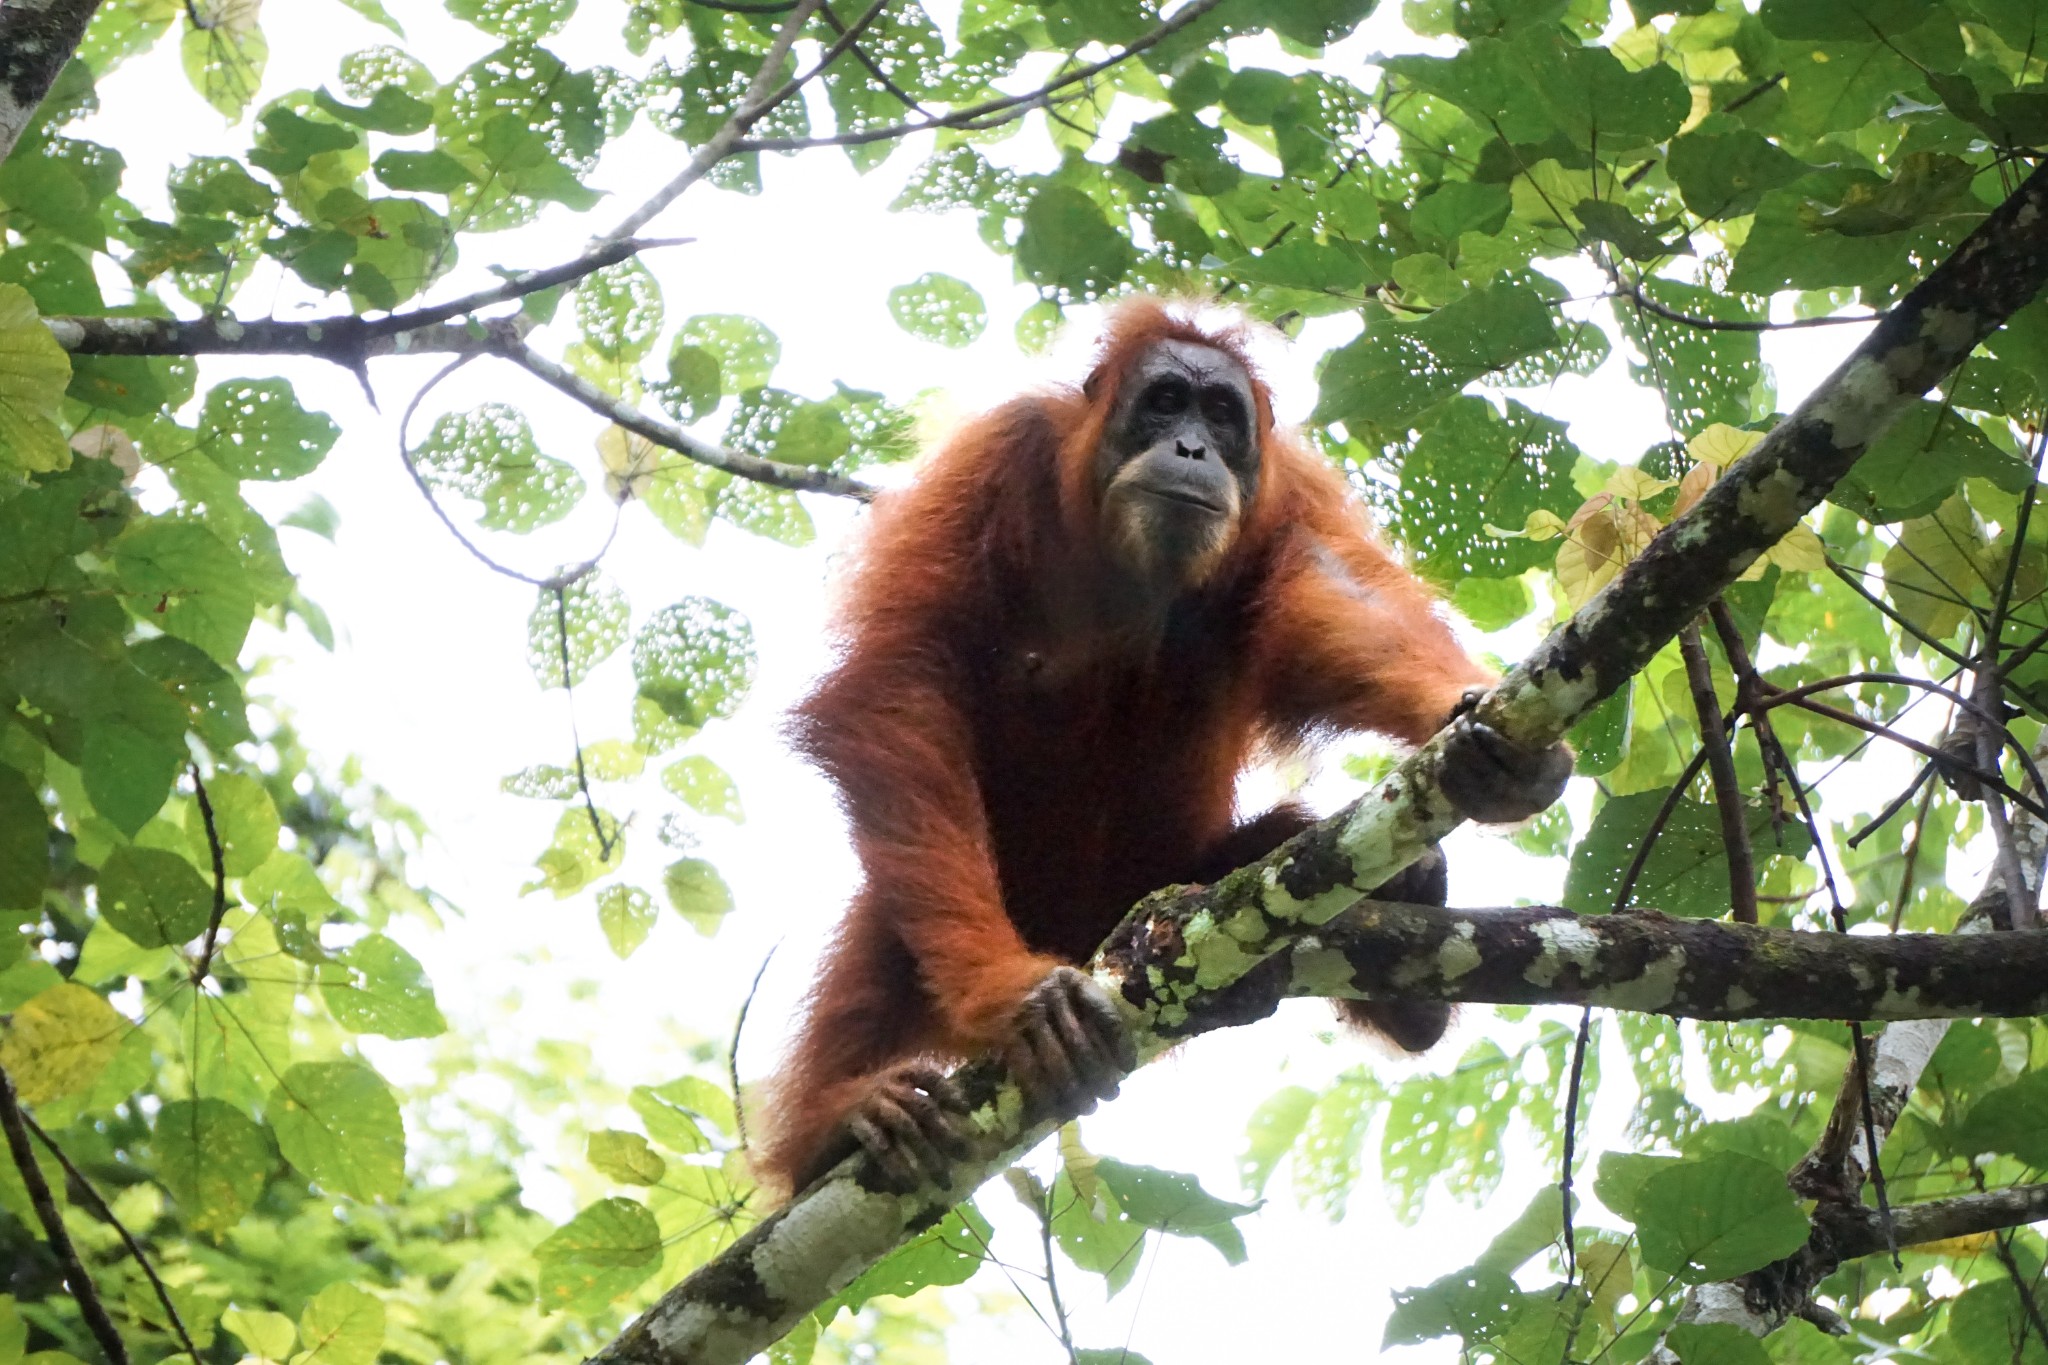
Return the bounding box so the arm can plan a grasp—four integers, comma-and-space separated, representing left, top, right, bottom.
596, 885, 656, 958
318, 933, 446, 1038
576, 258, 663, 362
675, 314, 779, 392
888, 273, 987, 349
527, 576, 629, 689
414, 404, 584, 532
197, 378, 339, 481
661, 755, 742, 822
632, 597, 756, 726
523, 807, 624, 899
1315, 285, 1558, 441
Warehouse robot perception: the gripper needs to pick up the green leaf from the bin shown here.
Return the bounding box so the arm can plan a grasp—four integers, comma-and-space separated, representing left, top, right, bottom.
414, 403, 584, 532
1882, 496, 1990, 643
522, 807, 623, 899
1666, 128, 1810, 221
1094, 1158, 1258, 1264
296, 1283, 384, 1365
371, 150, 476, 193
448, 0, 576, 37
675, 314, 779, 391
110, 518, 255, 664
595, 884, 657, 959
1382, 397, 1582, 585
1049, 1170, 1147, 1295
587, 1129, 667, 1185
181, 9, 269, 120
1384, 1267, 1524, 1347
575, 258, 663, 363
1314, 285, 1558, 440
0, 767, 47, 911
220, 1307, 296, 1362
662, 857, 733, 935
887, 273, 988, 348
1238, 0, 1377, 45
1562, 789, 1811, 919
662, 342, 722, 422
316, 85, 431, 133
196, 378, 339, 481
527, 576, 629, 689
1635, 1152, 1810, 1283
96, 845, 213, 948
318, 933, 447, 1039
0, 283, 74, 474
268, 1060, 407, 1201
1834, 401, 2033, 523
1956, 1068, 2048, 1166
725, 388, 851, 468
838, 1203, 996, 1310
0, 982, 127, 1102
660, 756, 743, 821
1016, 185, 1132, 301
1238, 1084, 1315, 1198
189, 770, 279, 876
534, 1197, 662, 1314
629, 1074, 733, 1152
632, 597, 756, 726
153, 1098, 270, 1233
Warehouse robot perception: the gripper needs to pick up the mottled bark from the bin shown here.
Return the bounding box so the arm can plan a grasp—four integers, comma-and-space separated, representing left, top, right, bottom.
0, 0, 99, 165
593, 161, 2048, 1365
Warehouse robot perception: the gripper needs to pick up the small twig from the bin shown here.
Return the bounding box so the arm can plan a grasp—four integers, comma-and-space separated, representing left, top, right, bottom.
22, 1114, 201, 1365
729, 943, 779, 1153
188, 764, 230, 984
1040, 1179, 1079, 1365
1826, 559, 1976, 669
555, 587, 619, 861
1847, 764, 1936, 851
818, 1, 932, 116
1771, 694, 2048, 821
396, 353, 626, 588
1607, 277, 1873, 332
1885, 778, 1938, 929
1558, 1005, 1594, 1281
1614, 747, 1712, 909
498, 339, 876, 500
601, 0, 830, 243
1993, 1229, 2048, 1350
1679, 621, 1757, 922
0, 1068, 130, 1365
732, 0, 1230, 153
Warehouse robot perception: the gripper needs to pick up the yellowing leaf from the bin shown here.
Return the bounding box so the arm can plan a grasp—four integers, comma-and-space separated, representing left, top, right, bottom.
0, 983, 129, 1103
1555, 495, 1661, 609
597, 425, 660, 502
1672, 460, 1716, 518
1487, 508, 1570, 542
1603, 467, 1674, 501
222, 1307, 297, 1362
0, 284, 73, 474
1686, 422, 1762, 469
1764, 523, 1827, 574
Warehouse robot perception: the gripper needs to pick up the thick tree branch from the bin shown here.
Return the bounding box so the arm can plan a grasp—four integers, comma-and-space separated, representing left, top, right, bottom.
42, 313, 517, 361
0, 0, 100, 165
593, 160, 2048, 1365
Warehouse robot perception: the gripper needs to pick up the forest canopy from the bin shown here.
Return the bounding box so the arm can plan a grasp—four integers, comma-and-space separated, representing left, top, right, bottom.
3, 0, 2048, 1363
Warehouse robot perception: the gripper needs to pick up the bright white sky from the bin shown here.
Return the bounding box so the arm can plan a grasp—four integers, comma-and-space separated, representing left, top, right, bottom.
66, 2, 1937, 1360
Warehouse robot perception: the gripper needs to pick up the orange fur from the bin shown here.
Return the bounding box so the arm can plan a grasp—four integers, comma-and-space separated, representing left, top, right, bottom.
756, 300, 1492, 1194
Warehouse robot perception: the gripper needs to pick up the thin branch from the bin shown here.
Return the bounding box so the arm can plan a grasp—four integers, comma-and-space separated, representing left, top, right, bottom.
22, 1113, 202, 1365
497, 339, 876, 500
729, 944, 779, 1153
554, 585, 620, 861
0, 1067, 130, 1365
1771, 694, 2048, 821
1606, 277, 1875, 332
396, 354, 626, 589
1679, 621, 1757, 922
732, 0, 1230, 153
187, 765, 230, 984
600, 0, 829, 244
1827, 558, 1977, 669
818, 1, 932, 116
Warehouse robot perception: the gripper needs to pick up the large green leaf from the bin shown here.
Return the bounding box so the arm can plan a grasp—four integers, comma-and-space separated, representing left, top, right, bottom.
413, 403, 584, 532
631, 597, 756, 726
268, 1060, 407, 1201
1315, 285, 1558, 440
0, 283, 73, 474
154, 1097, 271, 1233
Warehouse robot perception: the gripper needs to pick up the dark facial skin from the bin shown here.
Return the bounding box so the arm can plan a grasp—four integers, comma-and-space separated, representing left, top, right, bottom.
1096, 341, 1260, 586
